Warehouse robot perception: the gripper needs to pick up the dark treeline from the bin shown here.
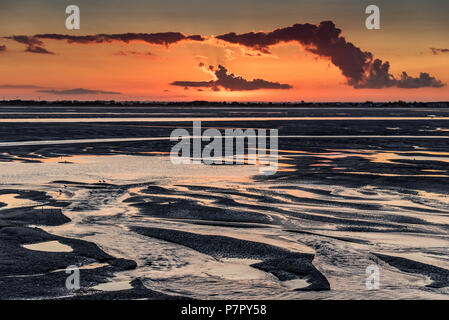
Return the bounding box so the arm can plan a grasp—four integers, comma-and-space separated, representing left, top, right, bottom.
0, 100, 448, 108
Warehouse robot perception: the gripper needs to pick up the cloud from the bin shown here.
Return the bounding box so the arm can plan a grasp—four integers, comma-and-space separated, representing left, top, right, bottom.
6, 32, 204, 55
216, 21, 445, 89
37, 88, 121, 95
33, 32, 205, 46
354, 60, 445, 89
25, 45, 54, 54
6, 35, 41, 46
430, 48, 449, 55
171, 64, 292, 91
0, 84, 46, 89
113, 50, 154, 58
5, 35, 54, 54
1, 85, 124, 95
4, 23, 445, 90
396, 72, 445, 89
216, 21, 370, 84
0, 45, 6, 52
352, 59, 396, 88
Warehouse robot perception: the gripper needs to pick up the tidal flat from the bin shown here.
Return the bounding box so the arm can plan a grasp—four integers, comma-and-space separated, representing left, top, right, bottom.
1, 104, 449, 299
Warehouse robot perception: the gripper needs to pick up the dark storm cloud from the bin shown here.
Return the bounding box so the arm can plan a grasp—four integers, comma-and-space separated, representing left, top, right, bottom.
430, 48, 449, 55
33, 32, 205, 46
5, 35, 54, 54
171, 65, 292, 91
216, 21, 445, 89
37, 88, 121, 95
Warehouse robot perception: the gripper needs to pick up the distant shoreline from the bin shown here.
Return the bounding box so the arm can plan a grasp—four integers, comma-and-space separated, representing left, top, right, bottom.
0, 100, 448, 108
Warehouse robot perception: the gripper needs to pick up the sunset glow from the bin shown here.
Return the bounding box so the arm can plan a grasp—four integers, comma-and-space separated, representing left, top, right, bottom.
0, 0, 448, 101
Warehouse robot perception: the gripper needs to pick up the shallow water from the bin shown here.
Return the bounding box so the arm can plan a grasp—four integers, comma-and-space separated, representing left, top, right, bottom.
92, 279, 133, 292
1, 106, 449, 299
0, 193, 40, 209
1, 116, 449, 123
23, 241, 73, 253
0, 153, 446, 299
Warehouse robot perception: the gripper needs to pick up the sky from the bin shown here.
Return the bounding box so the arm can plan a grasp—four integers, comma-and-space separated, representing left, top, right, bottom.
0, 0, 448, 102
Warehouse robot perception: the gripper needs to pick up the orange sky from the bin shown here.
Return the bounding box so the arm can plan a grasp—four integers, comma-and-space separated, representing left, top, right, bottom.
0, 0, 448, 102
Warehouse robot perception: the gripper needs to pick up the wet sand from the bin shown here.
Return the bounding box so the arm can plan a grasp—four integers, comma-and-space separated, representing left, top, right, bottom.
1, 104, 449, 299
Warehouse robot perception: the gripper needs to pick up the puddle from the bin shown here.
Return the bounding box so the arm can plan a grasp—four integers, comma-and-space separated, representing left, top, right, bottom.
92, 280, 133, 292
22, 240, 73, 253
283, 189, 320, 199
0, 262, 109, 279
0, 194, 40, 209
323, 149, 449, 166
49, 262, 109, 273
281, 278, 310, 290
205, 258, 272, 281
0, 155, 260, 185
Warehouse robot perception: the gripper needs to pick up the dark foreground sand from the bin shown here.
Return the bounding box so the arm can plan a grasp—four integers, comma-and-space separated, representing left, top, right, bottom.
0, 200, 188, 299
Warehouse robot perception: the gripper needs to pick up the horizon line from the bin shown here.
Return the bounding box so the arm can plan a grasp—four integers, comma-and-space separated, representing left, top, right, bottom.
0, 100, 449, 105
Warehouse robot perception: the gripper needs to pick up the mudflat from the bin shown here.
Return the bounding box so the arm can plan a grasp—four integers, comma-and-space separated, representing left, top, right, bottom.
1, 103, 449, 299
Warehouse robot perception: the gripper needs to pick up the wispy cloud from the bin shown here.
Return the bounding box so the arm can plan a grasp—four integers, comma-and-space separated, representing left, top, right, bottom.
37, 88, 121, 95
6, 32, 204, 55
33, 32, 205, 46
0, 45, 6, 52
430, 47, 449, 55
113, 50, 155, 58
0, 84, 46, 89
5, 36, 54, 54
